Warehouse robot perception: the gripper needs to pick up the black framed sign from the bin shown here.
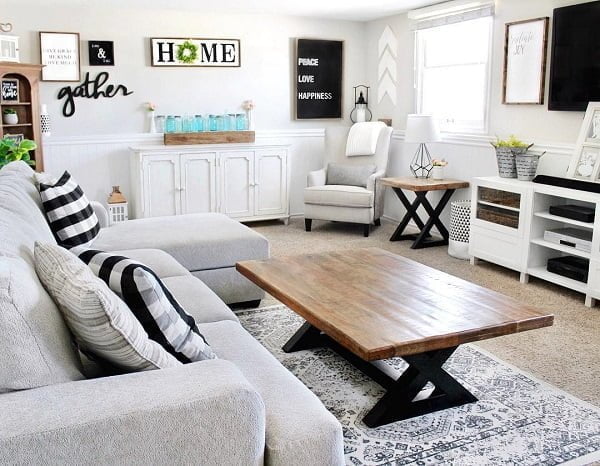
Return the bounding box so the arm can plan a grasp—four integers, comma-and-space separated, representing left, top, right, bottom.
1, 78, 19, 101
89, 40, 114, 66
295, 38, 343, 119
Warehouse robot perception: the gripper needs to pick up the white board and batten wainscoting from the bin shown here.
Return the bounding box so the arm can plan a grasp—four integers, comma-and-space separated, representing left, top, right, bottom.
129, 143, 290, 223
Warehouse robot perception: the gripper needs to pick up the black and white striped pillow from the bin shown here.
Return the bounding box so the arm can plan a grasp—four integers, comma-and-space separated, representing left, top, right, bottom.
38, 171, 100, 248
74, 248, 217, 363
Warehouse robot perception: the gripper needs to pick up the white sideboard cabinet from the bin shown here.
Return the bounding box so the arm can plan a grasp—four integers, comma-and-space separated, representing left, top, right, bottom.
470, 176, 600, 307
130, 144, 289, 223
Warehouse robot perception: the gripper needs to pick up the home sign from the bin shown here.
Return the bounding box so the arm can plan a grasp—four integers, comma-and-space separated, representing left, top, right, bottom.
151, 38, 240, 67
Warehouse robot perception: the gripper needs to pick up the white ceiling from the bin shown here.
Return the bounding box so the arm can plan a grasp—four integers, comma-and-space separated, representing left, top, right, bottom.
15, 0, 442, 21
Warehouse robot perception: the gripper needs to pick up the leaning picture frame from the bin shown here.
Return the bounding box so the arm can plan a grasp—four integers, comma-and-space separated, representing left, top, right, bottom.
39, 31, 81, 82
502, 17, 549, 105
4, 133, 24, 144
568, 102, 600, 182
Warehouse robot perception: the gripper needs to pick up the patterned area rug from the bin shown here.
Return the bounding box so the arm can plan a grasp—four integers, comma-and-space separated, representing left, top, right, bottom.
236, 305, 600, 466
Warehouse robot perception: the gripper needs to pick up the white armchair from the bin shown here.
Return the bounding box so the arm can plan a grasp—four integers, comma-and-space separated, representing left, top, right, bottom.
304, 124, 393, 237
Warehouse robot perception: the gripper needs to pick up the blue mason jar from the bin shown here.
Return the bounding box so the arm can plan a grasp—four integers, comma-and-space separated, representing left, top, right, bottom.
174, 116, 182, 133
165, 115, 176, 133
236, 113, 247, 130
216, 115, 225, 131
194, 115, 204, 132
209, 115, 217, 131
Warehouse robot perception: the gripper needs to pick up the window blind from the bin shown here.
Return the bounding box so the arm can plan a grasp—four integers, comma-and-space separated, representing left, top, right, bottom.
408, 0, 495, 30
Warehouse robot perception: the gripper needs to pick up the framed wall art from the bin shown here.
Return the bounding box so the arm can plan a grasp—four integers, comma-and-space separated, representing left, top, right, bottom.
295, 38, 343, 120
39, 31, 81, 82
150, 38, 240, 67
88, 40, 114, 66
1, 78, 19, 102
502, 17, 549, 105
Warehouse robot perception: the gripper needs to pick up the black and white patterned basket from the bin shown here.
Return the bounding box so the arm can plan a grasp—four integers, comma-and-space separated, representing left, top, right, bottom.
449, 200, 471, 260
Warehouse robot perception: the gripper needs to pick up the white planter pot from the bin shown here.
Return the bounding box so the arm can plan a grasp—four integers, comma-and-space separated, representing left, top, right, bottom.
432, 166, 445, 180
3, 113, 18, 125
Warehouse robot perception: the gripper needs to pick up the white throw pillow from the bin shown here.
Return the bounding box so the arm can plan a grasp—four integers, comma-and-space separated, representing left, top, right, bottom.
34, 242, 181, 372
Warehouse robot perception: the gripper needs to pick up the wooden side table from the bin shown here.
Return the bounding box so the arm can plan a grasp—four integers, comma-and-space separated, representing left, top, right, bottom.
381, 177, 470, 249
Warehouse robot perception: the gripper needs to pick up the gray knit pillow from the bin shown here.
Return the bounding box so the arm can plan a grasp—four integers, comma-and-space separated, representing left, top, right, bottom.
326, 163, 377, 188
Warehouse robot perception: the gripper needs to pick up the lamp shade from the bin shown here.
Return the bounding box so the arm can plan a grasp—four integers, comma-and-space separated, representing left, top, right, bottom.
404, 114, 440, 143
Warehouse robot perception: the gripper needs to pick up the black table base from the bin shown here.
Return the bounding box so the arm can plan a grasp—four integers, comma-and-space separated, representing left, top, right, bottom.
283, 321, 478, 428
389, 187, 456, 249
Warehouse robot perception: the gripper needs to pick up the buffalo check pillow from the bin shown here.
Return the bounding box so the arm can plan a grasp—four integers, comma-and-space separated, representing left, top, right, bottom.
74, 248, 217, 363
37, 171, 100, 248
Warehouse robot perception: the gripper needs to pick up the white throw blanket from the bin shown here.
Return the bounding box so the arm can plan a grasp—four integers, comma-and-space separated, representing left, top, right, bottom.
345, 121, 387, 157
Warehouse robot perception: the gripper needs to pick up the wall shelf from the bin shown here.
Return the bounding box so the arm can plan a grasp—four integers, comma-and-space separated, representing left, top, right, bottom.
1, 101, 32, 106
2, 123, 32, 128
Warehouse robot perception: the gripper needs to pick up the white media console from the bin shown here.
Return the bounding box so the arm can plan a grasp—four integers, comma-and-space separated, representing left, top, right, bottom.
470, 176, 600, 307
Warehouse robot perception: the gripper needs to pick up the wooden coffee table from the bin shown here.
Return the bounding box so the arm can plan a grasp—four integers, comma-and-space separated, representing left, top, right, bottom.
236, 248, 553, 427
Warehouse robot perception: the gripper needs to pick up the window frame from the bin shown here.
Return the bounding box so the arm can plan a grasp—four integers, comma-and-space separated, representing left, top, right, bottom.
414, 16, 494, 135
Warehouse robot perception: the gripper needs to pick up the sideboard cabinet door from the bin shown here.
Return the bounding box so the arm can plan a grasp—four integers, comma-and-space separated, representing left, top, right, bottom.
180, 152, 217, 214
254, 150, 287, 217
142, 154, 181, 218
220, 151, 254, 218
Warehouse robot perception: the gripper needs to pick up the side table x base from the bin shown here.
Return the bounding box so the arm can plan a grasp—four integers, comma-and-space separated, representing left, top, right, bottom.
389, 187, 455, 249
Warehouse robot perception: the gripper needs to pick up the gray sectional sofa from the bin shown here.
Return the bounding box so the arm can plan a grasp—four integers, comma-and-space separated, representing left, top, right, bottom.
0, 162, 344, 465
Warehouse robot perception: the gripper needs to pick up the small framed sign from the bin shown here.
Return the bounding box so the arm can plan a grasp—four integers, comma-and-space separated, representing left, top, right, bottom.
40, 31, 81, 82
4, 133, 24, 144
88, 40, 114, 66
151, 38, 240, 67
1, 78, 19, 102
502, 17, 549, 105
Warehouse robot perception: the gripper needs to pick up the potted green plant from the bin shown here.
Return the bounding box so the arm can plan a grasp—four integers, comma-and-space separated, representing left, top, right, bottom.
3, 108, 18, 125
0, 137, 37, 169
491, 135, 533, 178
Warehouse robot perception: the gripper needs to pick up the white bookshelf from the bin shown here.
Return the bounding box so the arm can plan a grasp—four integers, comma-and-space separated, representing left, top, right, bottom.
470, 176, 600, 308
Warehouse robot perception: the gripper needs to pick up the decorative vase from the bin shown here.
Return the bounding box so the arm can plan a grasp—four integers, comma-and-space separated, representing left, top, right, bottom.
3, 113, 17, 125
246, 109, 254, 130
148, 110, 156, 134
432, 166, 445, 180
40, 104, 51, 137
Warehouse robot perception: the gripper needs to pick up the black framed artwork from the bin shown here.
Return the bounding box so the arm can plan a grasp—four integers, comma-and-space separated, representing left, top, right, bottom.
88, 40, 114, 66
295, 38, 343, 119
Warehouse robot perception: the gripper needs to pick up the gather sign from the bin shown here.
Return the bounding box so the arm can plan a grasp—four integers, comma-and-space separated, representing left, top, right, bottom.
151, 38, 241, 67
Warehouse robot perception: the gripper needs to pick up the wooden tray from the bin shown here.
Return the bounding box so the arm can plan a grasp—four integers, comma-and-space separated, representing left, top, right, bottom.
164, 131, 255, 145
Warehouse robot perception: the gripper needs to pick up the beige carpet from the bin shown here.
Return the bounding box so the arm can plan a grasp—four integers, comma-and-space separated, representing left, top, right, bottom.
249, 217, 600, 407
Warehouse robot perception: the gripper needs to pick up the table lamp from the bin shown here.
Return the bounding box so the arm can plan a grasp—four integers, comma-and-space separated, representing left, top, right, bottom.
405, 114, 440, 178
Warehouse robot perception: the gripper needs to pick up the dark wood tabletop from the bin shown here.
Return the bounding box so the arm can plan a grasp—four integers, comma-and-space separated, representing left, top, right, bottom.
237, 248, 553, 361
381, 177, 469, 192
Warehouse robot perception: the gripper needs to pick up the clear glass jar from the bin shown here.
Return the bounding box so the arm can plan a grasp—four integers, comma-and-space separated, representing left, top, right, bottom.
155, 115, 165, 133
209, 115, 218, 131
194, 115, 203, 132
236, 113, 247, 131
165, 115, 176, 133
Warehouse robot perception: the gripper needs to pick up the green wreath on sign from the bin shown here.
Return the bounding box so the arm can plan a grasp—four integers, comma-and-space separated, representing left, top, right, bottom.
176, 40, 198, 64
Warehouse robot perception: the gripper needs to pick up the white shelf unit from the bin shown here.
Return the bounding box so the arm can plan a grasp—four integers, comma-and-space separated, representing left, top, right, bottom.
470, 176, 600, 308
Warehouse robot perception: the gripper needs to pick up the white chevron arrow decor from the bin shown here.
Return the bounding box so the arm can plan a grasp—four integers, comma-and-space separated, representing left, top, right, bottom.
377, 25, 397, 104
378, 72, 397, 105
378, 25, 397, 58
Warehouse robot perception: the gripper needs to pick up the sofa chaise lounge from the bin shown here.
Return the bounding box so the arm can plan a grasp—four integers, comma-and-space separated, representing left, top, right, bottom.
0, 162, 344, 465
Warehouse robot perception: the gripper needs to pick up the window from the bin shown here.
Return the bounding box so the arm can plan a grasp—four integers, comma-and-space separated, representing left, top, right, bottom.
415, 16, 493, 134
